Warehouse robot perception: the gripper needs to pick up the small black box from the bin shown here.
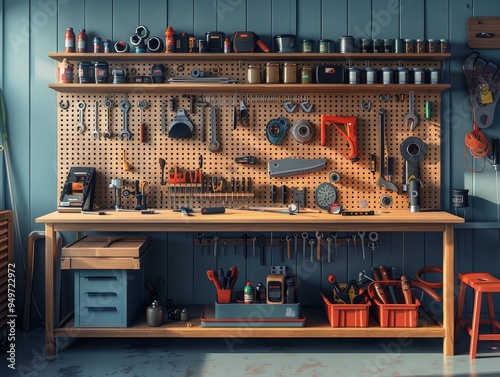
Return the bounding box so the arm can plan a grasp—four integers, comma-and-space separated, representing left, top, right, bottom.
314, 65, 345, 84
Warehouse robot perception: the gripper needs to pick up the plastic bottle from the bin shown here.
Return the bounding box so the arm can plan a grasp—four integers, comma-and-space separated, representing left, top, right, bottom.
244, 281, 254, 304
255, 282, 266, 303
64, 27, 75, 52
77, 29, 87, 53
165, 26, 175, 53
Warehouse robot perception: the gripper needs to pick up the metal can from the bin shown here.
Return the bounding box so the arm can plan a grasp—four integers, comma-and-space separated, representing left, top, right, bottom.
198, 40, 207, 53
404, 39, 415, 53
361, 38, 372, 53
78, 61, 94, 83
365, 67, 377, 84
247, 65, 261, 84
348, 67, 360, 84
318, 39, 333, 53
394, 38, 404, 53
373, 39, 382, 53
301, 67, 312, 83
339, 36, 355, 53
266, 63, 280, 83
397, 67, 408, 84
416, 39, 425, 53
301, 39, 314, 53
103, 39, 112, 53
283, 63, 297, 83
381, 67, 393, 84
428, 68, 440, 84
412, 67, 425, 84
94, 61, 109, 83
383, 38, 393, 53
439, 39, 449, 53
427, 39, 438, 53
93, 36, 102, 53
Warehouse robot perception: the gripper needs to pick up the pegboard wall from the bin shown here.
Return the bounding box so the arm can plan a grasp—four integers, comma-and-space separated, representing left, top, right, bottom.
56, 57, 442, 211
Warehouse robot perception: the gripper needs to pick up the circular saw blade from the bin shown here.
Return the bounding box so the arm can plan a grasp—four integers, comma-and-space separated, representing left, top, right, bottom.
314, 182, 337, 210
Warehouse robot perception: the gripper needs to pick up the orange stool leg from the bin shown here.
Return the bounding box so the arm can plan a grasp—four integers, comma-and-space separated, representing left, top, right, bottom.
469, 289, 483, 359
486, 292, 497, 334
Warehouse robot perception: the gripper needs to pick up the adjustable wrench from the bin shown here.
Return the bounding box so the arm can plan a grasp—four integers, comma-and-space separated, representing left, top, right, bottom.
119, 100, 131, 140
76, 101, 86, 133
208, 105, 221, 152
404, 91, 419, 131
103, 99, 113, 139
301, 232, 308, 259
377, 109, 398, 192
92, 100, 101, 139
358, 231, 366, 259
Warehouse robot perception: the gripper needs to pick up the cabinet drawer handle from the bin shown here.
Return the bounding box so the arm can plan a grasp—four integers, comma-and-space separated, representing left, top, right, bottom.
84, 292, 117, 297
84, 276, 118, 280
84, 307, 117, 312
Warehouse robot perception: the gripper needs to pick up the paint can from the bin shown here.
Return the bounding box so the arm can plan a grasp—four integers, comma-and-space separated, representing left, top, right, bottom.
383, 38, 393, 53
339, 36, 355, 53
266, 63, 280, 83
412, 67, 425, 84
94, 61, 109, 83
348, 67, 360, 84
365, 67, 377, 84
452, 189, 469, 208
78, 61, 94, 83
381, 67, 393, 84
404, 39, 415, 53
301, 67, 312, 83
318, 39, 334, 53
428, 68, 440, 84
397, 67, 408, 84
301, 39, 314, 53
283, 63, 297, 83
247, 65, 261, 84
372, 39, 382, 53
394, 38, 404, 53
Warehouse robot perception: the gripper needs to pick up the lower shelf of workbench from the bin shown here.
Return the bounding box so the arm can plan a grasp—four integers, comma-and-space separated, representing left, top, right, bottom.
54, 305, 445, 339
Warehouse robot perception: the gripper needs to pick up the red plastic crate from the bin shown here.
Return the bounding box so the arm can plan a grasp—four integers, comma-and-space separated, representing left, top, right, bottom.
367, 281, 421, 328
320, 292, 371, 327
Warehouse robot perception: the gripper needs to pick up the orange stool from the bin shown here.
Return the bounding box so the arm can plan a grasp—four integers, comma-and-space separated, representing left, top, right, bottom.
455, 272, 500, 358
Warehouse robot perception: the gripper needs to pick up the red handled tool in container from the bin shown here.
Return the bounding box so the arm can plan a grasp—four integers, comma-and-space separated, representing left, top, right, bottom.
320, 115, 359, 162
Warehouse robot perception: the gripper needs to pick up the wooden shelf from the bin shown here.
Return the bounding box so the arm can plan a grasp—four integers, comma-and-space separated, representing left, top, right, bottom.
49, 83, 450, 94
49, 52, 451, 63
54, 305, 445, 339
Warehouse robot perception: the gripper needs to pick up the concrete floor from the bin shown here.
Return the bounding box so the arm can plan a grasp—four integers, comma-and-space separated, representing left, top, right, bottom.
2, 325, 500, 377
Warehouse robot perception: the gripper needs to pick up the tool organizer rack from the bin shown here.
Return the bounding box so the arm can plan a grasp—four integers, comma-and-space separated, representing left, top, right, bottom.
50, 52, 449, 211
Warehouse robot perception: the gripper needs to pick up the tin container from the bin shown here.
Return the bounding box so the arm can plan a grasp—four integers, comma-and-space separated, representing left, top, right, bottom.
94, 61, 109, 83
302, 39, 314, 53
348, 67, 360, 84
373, 39, 382, 53
266, 63, 280, 83
361, 38, 372, 53
365, 67, 377, 84
198, 40, 207, 53
439, 39, 449, 53
301, 67, 312, 83
428, 68, 440, 84
93, 36, 102, 53
78, 61, 94, 83
339, 36, 355, 53
412, 67, 425, 84
381, 67, 393, 84
416, 39, 425, 53
427, 39, 438, 53
319, 39, 334, 53
283, 63, 297, 83
247, 65, 261, 84
103, 39, 112, 53
394, 38, 404, 53
397, 67, 408, 84
383, 39, 393, 53
404, 39, 415, 53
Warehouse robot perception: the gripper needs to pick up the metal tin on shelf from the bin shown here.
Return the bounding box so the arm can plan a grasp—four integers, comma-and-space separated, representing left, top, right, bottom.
94, 61, 109, 83
412, 67, 425, 84
283, 63, 297, 83
439, 39, 449, 53
381, 67, 393, 84
361, 38, 372, 53
348, 67, 360, 84
247, 65, 261, 84
428, 68, 440, 84
266, 63, 280, 83
302, 39, 314, 53
427, 39, 438, 53
339, 36, 355, 53
383, 38, 393, 53
416, 39, 425, 53
394, 38, 404, 53
301, 67, 312, 83
365, 67, 377, 84
397, 67, 408, 84
319, 39, 334, 53
404, 39, 415, 53
78, 61, 94, 83
93, 36, 102, 53
103, 39, 112, 53
373, 39, 382, 53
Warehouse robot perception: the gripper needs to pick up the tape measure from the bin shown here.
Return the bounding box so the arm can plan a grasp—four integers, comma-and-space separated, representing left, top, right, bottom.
314, 182, 337, 209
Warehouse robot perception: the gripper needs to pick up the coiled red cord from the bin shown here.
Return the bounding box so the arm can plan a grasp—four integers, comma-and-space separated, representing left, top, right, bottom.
464, 123, 490, 173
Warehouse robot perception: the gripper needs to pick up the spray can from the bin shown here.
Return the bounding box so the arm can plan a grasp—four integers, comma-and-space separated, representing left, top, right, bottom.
165, 26, 175, 53
64, 27, 75, 52
77, 29, 87, 53
244, 282, 254, 304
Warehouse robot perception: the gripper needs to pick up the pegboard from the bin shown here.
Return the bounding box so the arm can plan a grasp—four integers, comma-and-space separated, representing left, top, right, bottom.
56, 57, 442, 211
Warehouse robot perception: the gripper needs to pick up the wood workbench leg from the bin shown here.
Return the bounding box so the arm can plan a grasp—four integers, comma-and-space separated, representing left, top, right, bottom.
443, 223, 455, 356
45, 224, 56, 357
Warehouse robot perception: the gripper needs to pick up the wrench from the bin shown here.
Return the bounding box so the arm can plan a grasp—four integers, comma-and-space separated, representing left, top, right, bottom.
326, 236, 332, 263
377, 109, 398, 192
302, 232, 308, 259
252, 236, 257, 257
138, 100, 148, 143
76, 101, 86, 133
358, 231, 366, 259
208, 105, 221, 152
404, 91, 419, 131
213, 236, 218, 256
92, 100, 101, 139
119, 101, 131, 140
331, 233, 338, 259
285, 236, 292, 259
103, 99, 113, 139
309, 239, 315, 262
161, 100, 167, 134
294, 233, 298, 254
316, 231, 322, 260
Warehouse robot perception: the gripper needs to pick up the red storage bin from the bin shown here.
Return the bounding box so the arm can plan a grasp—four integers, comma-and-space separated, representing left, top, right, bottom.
321, 292, 371, 327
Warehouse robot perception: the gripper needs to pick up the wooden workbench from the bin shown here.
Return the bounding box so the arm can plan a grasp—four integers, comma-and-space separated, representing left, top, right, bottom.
36, 209, 463, 356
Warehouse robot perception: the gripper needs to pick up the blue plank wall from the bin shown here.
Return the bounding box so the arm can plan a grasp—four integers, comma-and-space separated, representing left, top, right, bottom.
2, 0, 500, 321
